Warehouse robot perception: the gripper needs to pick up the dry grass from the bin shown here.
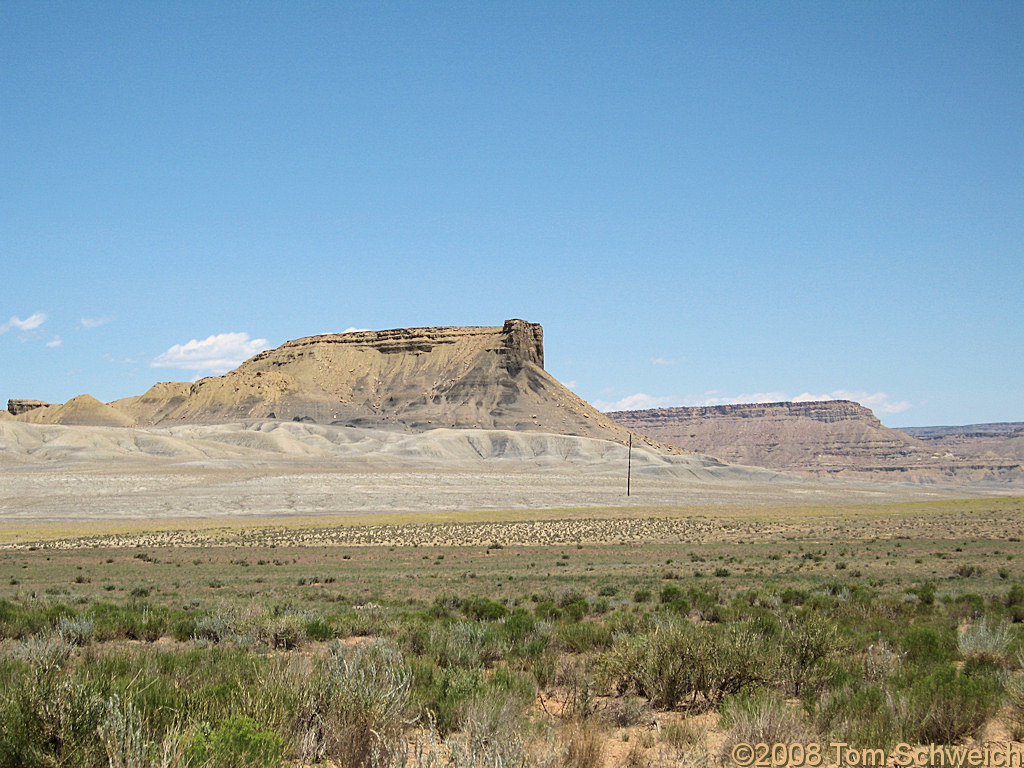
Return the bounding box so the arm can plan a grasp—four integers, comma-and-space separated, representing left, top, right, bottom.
2, 495, 1024, 767
3, 496, 1020, 550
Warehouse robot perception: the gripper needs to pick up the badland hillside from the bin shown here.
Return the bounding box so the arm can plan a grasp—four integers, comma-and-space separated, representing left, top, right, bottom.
608, 401, 1022, 485
6, 319, 649, 447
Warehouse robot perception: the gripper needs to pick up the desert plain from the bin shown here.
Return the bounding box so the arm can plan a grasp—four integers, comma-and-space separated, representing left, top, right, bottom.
3, 323, 1024, 768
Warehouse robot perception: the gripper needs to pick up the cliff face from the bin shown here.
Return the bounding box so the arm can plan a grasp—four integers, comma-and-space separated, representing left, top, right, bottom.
621, 400, 880, 427
18, 394, 134, 428
609, 401, 1023, 485
104, 319, 647, 445
7, 399, 55, 416
903, 423, 1024, 463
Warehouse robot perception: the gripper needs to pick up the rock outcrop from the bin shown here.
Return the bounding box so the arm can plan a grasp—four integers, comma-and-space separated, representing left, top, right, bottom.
608, 401, 1023, 485
903, 422, 1024, 463
7, 399, 55, 416
19, 394, 135, 428
63, 320, 653, 447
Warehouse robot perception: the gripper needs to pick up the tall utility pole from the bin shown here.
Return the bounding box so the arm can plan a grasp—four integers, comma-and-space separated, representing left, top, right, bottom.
627, 433, 632, 496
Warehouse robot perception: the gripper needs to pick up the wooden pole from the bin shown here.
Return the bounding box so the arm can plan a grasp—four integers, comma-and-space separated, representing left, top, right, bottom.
627, 433, 632, 496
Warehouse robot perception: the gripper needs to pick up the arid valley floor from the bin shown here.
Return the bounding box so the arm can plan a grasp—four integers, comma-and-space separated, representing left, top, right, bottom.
3, 325, 1024, 767
3, 418, 1024, 767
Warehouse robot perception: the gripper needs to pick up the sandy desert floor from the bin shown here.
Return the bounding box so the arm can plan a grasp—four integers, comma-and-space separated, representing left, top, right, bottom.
4, 420, 1024, 767
0, 419, 979, 532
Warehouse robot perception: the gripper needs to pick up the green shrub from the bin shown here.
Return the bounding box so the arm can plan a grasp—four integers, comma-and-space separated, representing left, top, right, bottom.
500, 608, 536, 643
333, 606, 388, 638
0, 639, 107, 768
957, 619, 1014, 666
460, 597, 506, 622
659, 585, 684, 604
425, 621, 505, 669
1003, 675, 1024, 739
562, 600, 588, 622
556, 621, 612, 653
697, 623, 776, 705
447, 689, 532, 768
1006, 584, 1024, 608
99, 695, 186, 768
908, 582, 936, 607
56, 614, 95, 646
663, 597, 691, 615
298, 640, 412, 767
487, 666, 535, 706
780, 588, 809, 606
902, 667, 1003, 744
534, 600, 562, 621
900, 626, 956, 667
814, 683, 903, 748
634, 619, 695, 709
721, 692, 817, 764
601, 618, 774, 710
861, 639, 904, 683
593, 632, 646, 697
304, 617, 334, 642
0, 600, 47, 639
89, 603, 168, 642
558, 590, 588, 609
780, 611, 839, 696
410, 660, 486, 736
186, 716, 284, 768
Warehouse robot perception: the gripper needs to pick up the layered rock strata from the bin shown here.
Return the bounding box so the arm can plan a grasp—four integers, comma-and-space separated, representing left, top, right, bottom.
608, 401, 1022, 484
14, 320, 653, 447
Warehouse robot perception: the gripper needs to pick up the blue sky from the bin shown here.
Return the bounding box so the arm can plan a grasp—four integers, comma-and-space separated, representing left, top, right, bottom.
2, 2, 1021, 427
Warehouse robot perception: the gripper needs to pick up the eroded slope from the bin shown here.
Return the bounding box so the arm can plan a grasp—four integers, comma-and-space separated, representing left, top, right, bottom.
609, 401, 1023, 485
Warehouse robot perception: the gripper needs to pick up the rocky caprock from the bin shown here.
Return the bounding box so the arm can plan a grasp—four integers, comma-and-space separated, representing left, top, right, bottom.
12, 320, 648, 447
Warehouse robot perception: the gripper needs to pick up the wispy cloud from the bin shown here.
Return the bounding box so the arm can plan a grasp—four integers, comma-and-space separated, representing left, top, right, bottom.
651, 356, 683, 366
593, 388, 913, 416
694, 391, 790, 407
45, 335, 62, 348
0, 313, 47, 333
80, 316, 114, 329
694, 389, 912, 414
152, 332, 270, 375
792, 390, 912, 415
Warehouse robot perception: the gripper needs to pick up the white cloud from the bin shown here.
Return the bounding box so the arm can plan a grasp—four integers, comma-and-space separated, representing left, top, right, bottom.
687, 389, 911, 415
0, 313, 47, 333
594, 393, 679, 412
592, 388, 913, 417
588, 383, 917, 419
45, 336, 62, 348
692, 392, 789, 407
651, 356, 683, 366
152, 332, 270, 375
792, 390, 912, 415
343, 327, 370, 333
81, 316, 114, 329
